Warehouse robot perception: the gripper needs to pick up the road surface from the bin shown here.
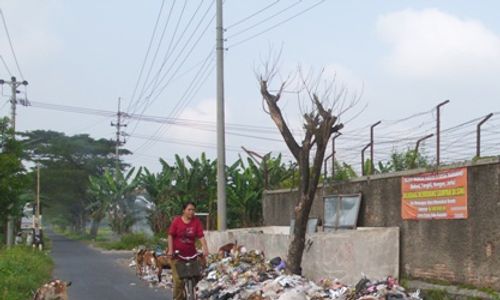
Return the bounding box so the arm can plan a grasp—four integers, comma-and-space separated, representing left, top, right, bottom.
48, 230, 171, 300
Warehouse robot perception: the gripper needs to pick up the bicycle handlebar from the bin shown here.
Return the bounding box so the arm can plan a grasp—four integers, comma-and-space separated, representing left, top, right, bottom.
173, 251, 203, 261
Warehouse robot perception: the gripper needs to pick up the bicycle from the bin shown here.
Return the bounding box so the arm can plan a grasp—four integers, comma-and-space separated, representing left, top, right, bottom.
173, 251, 204, 300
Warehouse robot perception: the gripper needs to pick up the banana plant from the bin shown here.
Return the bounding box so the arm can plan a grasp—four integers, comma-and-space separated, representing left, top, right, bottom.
87, 167, 141, 237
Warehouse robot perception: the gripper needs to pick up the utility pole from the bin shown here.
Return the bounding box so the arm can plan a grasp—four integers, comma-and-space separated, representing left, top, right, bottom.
36, 164, 40, 228
436, 100, 450, 167
111, 98, 126, 174
216, 0, 227, 231
0, 76, 28, 247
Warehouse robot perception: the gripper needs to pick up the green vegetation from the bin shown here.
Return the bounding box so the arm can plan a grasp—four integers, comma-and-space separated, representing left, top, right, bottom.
55, 225, 165, 251
424, 289, 452, 300
20, 130, 129, 234
88, 168, 142, 238
401, 276, 500, 300
3, 125, 438, 249
53, 226, 111, 243
140, 152, 294, 233
94, 233, 164, 251
0, 118, 29, 243
0, 246, 53, 300
362, 148, 430, 175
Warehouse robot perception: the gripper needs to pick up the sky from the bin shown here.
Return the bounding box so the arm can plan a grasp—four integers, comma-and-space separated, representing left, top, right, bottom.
1, 0, 500, 173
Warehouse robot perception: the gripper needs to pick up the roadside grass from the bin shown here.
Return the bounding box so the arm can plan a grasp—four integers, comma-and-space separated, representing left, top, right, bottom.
424, 289, 452, 300
95, 233, 167, 251
401, 276, 500, 300
54, 226, 113, 243
0, 246, 53, 300
55, 225, 166, 251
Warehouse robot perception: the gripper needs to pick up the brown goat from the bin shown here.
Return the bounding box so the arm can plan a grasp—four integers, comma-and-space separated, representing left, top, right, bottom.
33, 279, 71, 300
155, 254, 171, 282
135, 248, 147, 276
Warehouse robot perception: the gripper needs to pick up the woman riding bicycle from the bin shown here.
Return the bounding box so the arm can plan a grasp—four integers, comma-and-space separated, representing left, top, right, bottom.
167, 201, 209, 300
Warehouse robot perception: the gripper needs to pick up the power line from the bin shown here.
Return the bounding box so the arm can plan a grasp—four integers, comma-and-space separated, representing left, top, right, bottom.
131, 133, 239, 152
127, 0, 167, 113
25, 99, 281, 133
145, 0, 206, 96
23, 99, 289, 144
128, 0, 176, 115
130, 133, 290, 157
226, 0, 281, 30
0, 54, 12, 76
127, 54, 211, 116
226, 0, 302, 40
132, 0, 178, 115
26, 100, 115, 117
0, 9, 24, 79
132, 56, 216, 153
147, 3, 216, 102
227, 0, 326, 49
129, 2, 216, 134
164, 52, 214, 121
128, 51, 214, 142
23, 99, 498, 166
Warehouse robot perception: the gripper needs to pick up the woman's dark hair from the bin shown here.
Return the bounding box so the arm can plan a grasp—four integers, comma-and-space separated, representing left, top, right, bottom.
182, 201, 196, 210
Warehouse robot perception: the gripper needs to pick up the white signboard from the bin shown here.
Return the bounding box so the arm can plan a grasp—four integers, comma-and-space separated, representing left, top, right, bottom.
21, 216, 34, 229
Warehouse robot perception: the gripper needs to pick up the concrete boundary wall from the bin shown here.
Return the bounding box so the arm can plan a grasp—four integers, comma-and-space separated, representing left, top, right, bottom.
205, 227, 399, 285
262, 159, 500, 289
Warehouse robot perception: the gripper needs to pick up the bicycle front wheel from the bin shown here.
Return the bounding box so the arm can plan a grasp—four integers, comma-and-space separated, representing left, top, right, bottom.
184, 279, 195, 300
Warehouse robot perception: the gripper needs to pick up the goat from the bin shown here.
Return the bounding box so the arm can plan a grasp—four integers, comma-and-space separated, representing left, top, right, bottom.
33, 280, 71, 300
135, 248, 147, 276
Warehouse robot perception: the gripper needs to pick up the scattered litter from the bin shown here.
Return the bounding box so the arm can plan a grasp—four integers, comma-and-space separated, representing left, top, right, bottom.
129, 245, 421, 300
129, 282, 136, 286
195, 248, 421, 300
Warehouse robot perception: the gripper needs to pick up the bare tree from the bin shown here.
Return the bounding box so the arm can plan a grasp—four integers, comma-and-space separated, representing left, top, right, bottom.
259, 61, 359, 274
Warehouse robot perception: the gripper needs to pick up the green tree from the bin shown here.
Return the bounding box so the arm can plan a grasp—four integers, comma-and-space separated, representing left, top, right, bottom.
140, 154, 217, 233
375, 149, 429, 174
227, 153, 294, 227
333, 160, 357, 181
140, 160, 176, 234
88, 168, 141, 237
20, 130, 129, 233
0, 118, 28, 242
139, 152, 294, 232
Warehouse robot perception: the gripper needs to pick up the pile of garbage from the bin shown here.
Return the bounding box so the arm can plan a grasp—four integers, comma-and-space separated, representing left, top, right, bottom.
128, 244, 421, 300
197, 248, 422, 300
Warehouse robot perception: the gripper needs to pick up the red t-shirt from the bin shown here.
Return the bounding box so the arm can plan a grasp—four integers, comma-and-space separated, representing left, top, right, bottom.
168, 216, 204, 258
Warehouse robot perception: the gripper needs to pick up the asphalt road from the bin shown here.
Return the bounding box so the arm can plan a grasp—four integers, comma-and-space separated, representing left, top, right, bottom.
48, 231, 171, 300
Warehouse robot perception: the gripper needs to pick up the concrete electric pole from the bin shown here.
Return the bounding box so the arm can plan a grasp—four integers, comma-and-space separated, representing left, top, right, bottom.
216, 0, 227, 231
111, 98, 126, 175
0, 76, 28, 247
36, 163, 41, 228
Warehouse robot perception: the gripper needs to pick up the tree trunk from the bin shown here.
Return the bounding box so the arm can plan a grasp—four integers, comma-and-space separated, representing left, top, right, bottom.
89, 218, 101, 239
286, 193, 309, 274
259, 72, 346, 276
